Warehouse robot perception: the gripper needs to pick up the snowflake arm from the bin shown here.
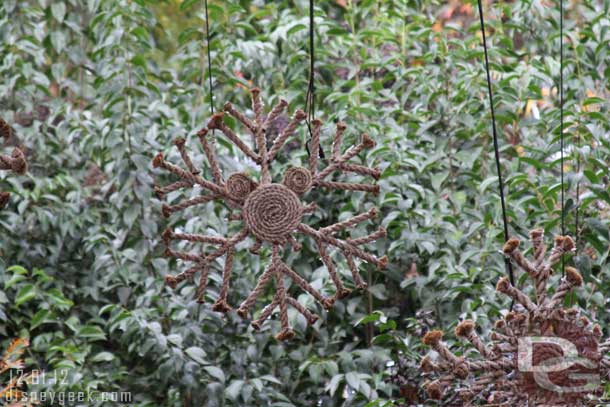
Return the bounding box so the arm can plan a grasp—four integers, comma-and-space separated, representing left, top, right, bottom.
152, 87, 386, 340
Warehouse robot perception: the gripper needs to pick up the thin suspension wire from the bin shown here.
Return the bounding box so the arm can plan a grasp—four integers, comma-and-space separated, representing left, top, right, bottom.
476, 0, 515, 288
559, 0, 566, 276
306, 0, 315, 123
305, 0, 324, 159
204, 0, 214, 114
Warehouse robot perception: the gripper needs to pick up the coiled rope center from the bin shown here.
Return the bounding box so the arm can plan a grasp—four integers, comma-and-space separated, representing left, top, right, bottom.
243, 183, 303, 243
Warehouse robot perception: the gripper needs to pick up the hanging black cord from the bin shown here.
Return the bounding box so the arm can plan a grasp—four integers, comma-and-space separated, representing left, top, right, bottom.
476, 0, 515, 289
306, 0, 315, 123
204, 0, 214, 114
559, 0, 566, 276
305, 0, 324, 159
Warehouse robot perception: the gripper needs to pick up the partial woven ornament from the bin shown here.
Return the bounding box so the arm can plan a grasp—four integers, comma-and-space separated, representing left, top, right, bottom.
420, 230, 609, 406
152, 87, 387, 340
0, 118, 27, 210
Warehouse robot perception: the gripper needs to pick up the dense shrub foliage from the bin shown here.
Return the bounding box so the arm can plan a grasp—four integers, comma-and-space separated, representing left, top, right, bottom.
0, 0, 609, 405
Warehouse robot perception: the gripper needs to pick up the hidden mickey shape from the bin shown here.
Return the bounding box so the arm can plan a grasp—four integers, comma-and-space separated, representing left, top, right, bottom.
152, 87, 387, 340
420, 230, 609, 406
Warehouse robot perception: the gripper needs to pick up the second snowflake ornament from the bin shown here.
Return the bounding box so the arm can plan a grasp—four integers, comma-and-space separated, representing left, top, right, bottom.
152, 87, 387, 340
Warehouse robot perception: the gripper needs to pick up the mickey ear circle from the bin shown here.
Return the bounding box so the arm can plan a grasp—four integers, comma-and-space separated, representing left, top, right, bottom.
283, 167, 312, 195
226, 173, 256, 201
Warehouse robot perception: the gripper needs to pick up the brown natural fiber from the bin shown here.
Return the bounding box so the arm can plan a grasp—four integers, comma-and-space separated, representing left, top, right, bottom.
0, 118, 27, 210
152, 87, 385, 340
420, 230, 608, 406
225, 173, 256, 201
283, 166, 312, 195
243, 183, 302, 243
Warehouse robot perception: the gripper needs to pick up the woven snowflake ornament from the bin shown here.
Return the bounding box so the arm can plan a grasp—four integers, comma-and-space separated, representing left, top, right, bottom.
0, 118, 27, 210
420, 230, 610, 406
152, 87, 387, 340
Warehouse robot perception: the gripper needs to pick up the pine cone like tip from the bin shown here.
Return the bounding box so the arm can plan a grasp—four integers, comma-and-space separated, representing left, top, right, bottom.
152, 153, 164, 168
460, 390, 474, 402
0, 117, 11, 139
236, 307, 249, 319
455, 320, 475, 337
505, 311, 517, 322
529, 228, 544, 239
502, 238, 520, 254
306, 314, 319, 325
164, 275, 178, 289
426, 380, 443, 400
453, 360, 469, 379
579, 316, 590, 326
593, 324, 603, 337
0, 191, 10, 209
562, 235, 576, 252
420, 355, 434, 372
496, 277, 511, 293
554, 235, 566, 248
378, 255, 389, 269
362, 133, 375, 148
211, 300, 231, 313
250, 87, 261, 96
514, 313, 527, 323
11, 148, 27, 174
197, 128, 208, 137
251, 320, 262, 331
275, 329, 295, 341
174, 137, 186, 148
494, 319, 506, 329
312, 118, 322, 126
336, 121, 347, 131
565, 266, 583, 286
294, 109, 307, 120
278, 98, 288, 107
162, 227, 173, 241
207, 112, 225, 129
423, 329, 443, 346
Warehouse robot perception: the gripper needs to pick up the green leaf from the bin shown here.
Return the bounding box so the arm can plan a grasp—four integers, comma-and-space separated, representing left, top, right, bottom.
185, 346, 208, 365
4, 274, 26, 289
15, 284, 36, 306
204, 365, 225, 383
345, 372, 360, 392
225, 380, 244, 401
7, 265, 28, 275
180, 0, 198, 11
31, 309, 50, 329
90, 352, 115, 362
51, 3, 66, 23
77, 325, 106, 341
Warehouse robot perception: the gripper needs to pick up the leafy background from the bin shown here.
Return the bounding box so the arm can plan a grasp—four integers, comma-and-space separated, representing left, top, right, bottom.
0, 0, 609, 405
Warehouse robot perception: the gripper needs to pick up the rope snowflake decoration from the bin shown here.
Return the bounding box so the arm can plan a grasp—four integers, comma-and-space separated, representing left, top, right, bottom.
152, 87, 387, 340
0, 118, 27, 210
421, 230, 610, 406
